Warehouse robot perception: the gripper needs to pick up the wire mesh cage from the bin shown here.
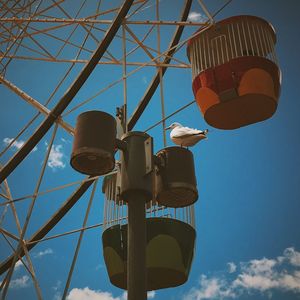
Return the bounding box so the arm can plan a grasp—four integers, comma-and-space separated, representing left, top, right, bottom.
188, 15, 278, 75
101, 171, 196, 290
187, 15, 281, 130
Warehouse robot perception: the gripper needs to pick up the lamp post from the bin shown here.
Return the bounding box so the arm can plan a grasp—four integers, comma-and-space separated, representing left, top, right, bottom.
70, 110, 198, 300
70, 112, 153, 300
120, 132, 153, 300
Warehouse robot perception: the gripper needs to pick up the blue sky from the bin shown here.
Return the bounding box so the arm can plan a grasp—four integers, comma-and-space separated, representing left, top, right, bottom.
0, 0, 300, 299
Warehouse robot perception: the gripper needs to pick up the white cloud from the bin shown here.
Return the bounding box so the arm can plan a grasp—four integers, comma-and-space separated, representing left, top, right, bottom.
284, 247, 300, 267
10, 275, 30, 289
227, 262, 237, 273
52, 280, 62, 291
279, 271, 300, 291
147, 291, 156, 298
48, 144, 65, 169
233, 274, 278, 292
121, 291, 155, 299
187, 11, 208, 22
52, 280, 62, 300
15, 260, 24, 271
3, 137, 37, 152
67, 288, 155, 300
184, 275, 235, 300
142, 76, 148, 84
60, 138, 71, 144
34, 248, 53, 258
184, 247, 300, 299
242, 257, 277, 276
67, 287, 121, 300
53, 292, 62, 300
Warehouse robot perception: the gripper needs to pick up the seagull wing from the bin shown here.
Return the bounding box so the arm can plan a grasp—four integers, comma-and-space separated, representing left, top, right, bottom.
171, 126, 205, 138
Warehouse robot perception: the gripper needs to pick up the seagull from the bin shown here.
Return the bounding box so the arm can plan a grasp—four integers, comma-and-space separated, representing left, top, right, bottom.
165, 122, 208, 147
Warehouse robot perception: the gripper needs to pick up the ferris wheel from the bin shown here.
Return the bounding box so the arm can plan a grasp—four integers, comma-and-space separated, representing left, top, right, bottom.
0, 1, 281, 299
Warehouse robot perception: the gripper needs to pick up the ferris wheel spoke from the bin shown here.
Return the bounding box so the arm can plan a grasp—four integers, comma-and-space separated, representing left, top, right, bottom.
0, 22, 72, 48
0, 176, 44, 299
126, 0, 151, 19
50, 0, 91, 59
0, 234, 26, 291
26, 220, 104, 245
125, 24, 158, 63
61, 44, 189, 119
0, 0, 22, 19
0, 110, 42, 159
0, 228, 19, 242
0, 193, 9, 200
0, 75, 74, 136
0, 21, 19, 42
128, 0, 192, 130
0, 232, 43, 300
84, 21, 158, 67
21, 245, 43, 300
0, 175, 102, 208
0, 0, 135, 185
23, 28, 56, 59
1, 17, 98, 119
0, 123, 59, 299
64, 24, 116, 65
3, 231, 44, 300
61, 180, 98, 300
34, 0, 66, 18
0, 174, 95, 275
41, 27, 94, 57
0, 2, 57, 60
0, 0, 43, 74
3, 32, 56, 59
1, 3, 193, 66
13, 0, 39, 18
62, 16, 194, 119
0, 179, 11, 227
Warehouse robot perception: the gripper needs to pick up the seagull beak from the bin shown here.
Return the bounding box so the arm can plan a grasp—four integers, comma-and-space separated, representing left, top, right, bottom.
165, 126, 171, 130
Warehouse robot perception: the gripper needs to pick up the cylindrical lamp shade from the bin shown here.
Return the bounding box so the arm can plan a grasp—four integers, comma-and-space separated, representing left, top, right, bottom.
155, 147, 198, 208
187, 15, 281, 129
70, 111, 116, 175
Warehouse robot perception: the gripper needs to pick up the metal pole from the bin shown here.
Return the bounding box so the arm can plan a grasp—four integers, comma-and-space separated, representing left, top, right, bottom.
122, 23, 128, 133
120, 132, 153, 300
127, 195, 146, 300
